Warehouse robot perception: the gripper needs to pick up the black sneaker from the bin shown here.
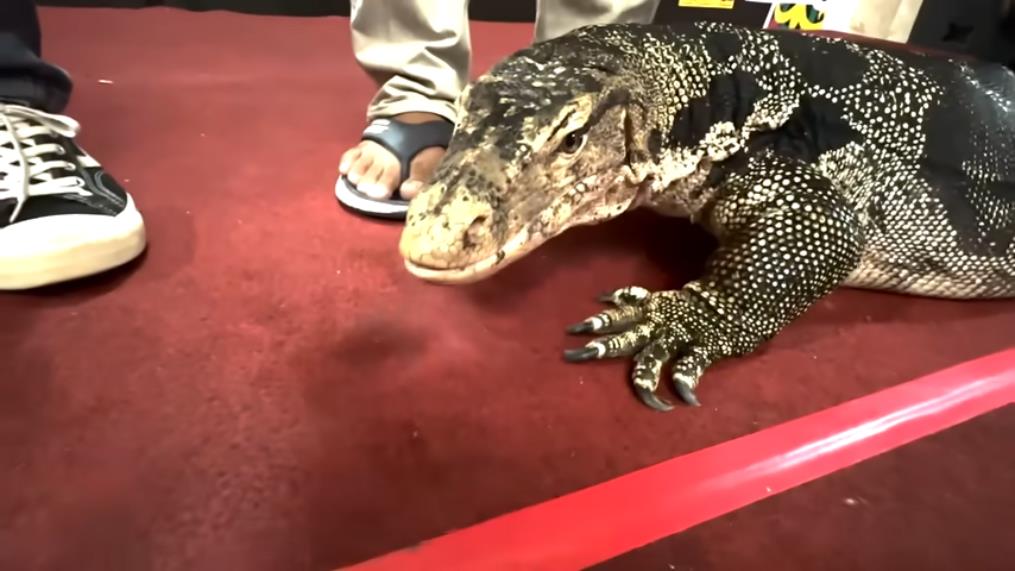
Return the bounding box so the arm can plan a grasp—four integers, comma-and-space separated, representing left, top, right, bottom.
0, 103, 146, 290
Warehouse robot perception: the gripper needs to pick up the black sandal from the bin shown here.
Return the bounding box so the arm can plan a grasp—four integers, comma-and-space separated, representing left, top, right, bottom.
335, 116, 454, 220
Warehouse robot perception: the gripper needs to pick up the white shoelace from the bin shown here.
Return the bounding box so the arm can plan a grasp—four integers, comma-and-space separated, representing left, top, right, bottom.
1, 104, 90, 223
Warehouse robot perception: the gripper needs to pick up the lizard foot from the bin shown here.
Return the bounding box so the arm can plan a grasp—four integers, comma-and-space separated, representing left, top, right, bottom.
564, 285, 729, 412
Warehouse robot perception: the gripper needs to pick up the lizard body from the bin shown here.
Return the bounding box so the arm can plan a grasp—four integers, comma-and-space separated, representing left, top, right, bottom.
398, 21, 1015, 411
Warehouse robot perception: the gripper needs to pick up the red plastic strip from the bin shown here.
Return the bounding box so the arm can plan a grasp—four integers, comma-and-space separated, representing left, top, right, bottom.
341, 349, 1015, 571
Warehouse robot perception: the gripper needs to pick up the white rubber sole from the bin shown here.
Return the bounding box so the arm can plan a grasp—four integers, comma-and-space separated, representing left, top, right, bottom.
334, 175, 409, 220
0, 195, 147, 290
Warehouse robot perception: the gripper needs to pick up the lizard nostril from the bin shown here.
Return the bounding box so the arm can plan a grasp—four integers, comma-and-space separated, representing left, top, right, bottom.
463, 215, 489, 250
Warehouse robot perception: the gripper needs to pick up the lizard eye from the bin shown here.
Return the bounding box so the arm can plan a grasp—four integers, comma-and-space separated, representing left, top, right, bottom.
559, 131, 586, 154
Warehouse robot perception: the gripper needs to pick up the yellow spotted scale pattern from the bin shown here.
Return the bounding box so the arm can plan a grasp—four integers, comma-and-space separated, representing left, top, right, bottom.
416, 21, 1015, 411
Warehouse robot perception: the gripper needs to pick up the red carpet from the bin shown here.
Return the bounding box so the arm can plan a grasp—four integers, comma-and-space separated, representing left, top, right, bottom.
346, 352, 1015, 570
598, 404, 1015, 571
1, 7, 1014, 571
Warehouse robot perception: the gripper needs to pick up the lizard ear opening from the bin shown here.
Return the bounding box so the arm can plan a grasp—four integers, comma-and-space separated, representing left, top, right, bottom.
621, 101, 650, 168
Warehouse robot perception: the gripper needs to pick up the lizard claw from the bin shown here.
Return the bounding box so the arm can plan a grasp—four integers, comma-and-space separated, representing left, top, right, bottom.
564, 287, 724, 411
566, 305, 646, 336
635, 384, 675, 412
566, 320, 596, 334
563, 346, 602, 362
597, 286, 651, 306
671, 349, 710, 407
673, 380, 702, 407
597, 291, 616, 303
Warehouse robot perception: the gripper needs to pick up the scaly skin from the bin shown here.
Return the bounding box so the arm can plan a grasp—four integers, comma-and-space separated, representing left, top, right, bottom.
398, 22, 1015, 411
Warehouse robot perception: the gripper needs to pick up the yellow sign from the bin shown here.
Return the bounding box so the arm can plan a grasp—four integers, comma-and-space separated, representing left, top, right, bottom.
677, 0, 735, 8
770, 4, 827, 30
763, 2, 828, 30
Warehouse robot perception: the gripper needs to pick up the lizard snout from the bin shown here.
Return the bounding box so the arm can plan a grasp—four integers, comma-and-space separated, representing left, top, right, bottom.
461, 214, 492, 251
399, 200, 498, 271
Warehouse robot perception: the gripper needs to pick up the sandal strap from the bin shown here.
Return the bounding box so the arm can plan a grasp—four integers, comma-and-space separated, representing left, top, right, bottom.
361, 117, 455, 183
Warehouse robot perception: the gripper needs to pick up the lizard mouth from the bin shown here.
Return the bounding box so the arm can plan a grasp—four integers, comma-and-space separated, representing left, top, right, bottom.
403, 226, 547, 284
402, 178, 641, 285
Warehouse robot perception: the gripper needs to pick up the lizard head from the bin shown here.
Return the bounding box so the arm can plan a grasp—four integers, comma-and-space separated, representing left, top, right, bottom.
399, 31, 651, 284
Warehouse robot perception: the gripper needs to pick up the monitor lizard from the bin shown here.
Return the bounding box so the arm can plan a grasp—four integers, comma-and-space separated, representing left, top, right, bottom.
397, 21, 1015, 412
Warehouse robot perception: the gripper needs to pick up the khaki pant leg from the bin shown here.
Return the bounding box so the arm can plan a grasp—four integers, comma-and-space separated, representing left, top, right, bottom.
843, 0, 925, 42
349, 0, 471, 123
533, 0, 661, 42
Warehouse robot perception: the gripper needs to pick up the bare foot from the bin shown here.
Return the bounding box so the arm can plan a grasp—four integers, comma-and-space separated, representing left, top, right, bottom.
338, 112, 448, 201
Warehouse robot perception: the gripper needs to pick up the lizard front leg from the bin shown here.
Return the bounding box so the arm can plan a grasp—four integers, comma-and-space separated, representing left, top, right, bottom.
564, 151, 865, 411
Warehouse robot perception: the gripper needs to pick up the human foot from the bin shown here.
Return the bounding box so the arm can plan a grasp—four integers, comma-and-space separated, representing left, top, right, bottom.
338, 112, 450, 204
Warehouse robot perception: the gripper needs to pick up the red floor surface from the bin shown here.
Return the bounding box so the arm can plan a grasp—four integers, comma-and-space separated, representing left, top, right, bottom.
596, 405, 1015, 571
346, 353, 1015, 570
2, 7, 1014, 571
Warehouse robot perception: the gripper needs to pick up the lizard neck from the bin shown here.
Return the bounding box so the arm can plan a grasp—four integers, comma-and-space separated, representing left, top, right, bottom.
637, 157, 717, 222
629, 25, 797, 222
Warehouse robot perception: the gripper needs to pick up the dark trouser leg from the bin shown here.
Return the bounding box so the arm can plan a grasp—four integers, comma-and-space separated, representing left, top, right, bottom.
998, 0, 1015, 69
0, 0, 72, 113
